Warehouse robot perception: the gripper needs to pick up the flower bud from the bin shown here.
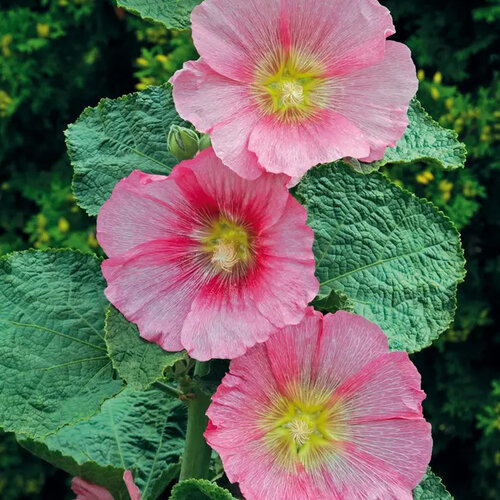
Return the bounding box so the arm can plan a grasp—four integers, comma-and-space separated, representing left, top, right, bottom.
167, 125, 199, 161
198, 133, 212, 151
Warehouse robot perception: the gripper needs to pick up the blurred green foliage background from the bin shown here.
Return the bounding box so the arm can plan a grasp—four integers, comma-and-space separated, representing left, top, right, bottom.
0, 0, 498, 498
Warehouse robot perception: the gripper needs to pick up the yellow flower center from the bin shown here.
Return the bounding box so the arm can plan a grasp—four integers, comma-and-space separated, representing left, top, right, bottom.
260, 385, 347, 472
253, 50, 330, 122
201, 217, 252, 274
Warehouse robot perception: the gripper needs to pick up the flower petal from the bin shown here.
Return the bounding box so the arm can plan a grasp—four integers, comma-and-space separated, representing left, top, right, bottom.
102, 239, 206, 352
333, 41, 418, 161
248, 110, 369, 177
171, 59, 253, 132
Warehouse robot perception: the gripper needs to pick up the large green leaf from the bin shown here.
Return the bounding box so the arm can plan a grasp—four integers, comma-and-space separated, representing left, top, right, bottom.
105, 306, 186, 390
0, 250, 122, 439
116, 0, 202, 30
298, 163, 465, 352
413, 468, 453, 499
22, 386, 186, 500
66, 84, 188, 216
170, 479, 236, 500
372, 99, 466, 171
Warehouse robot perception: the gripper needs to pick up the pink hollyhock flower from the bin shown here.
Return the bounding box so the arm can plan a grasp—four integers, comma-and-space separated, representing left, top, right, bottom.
97, 147, 318, 360
171, 0, 418, 180
205, 309, 432, 500
72, 471, 141, 500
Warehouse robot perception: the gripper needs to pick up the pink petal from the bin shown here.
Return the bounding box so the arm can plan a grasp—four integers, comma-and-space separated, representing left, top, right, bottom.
181, 278, 276, 360
123, 471, 141, 500
102, 239, 205, 352
71, 477, 114, 500
248, 110, 370, 177
177, 148, 287, 229
284, 0, 395, 75
315, 311, 389, 391
191, 0, 394, 82
335, 351, 425, 422
171, 59, 253, 133
191, 0, 282, 82
209, 112, 264, 180
97, 170, 203, 257
333, 41, 418, 161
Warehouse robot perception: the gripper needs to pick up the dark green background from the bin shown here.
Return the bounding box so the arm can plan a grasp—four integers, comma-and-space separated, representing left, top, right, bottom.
0, 0, 498, 498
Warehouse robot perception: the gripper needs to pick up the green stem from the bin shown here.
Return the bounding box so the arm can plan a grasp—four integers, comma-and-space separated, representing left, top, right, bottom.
154, 380, 183, 399
179, 361, 212, 481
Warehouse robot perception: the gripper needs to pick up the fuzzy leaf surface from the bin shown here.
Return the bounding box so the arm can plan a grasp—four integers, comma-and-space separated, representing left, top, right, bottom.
105, 306, 186, 390
298, 163, 465, 352
413, 468, 453, 499
66, 84, 188, 215
116, 0, 202, 30
170, 479, 236, 500
365, 99, 466, 171
0, 250, 122, 439
21, 386, 185, 500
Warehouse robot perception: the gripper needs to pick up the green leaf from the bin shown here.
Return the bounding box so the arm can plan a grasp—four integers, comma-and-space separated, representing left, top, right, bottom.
298, 163, 466, 352
0, 250, 122, 439
21, 386, 186, 500
356, 99, 467, 173
66, 84, 189, 216
105, 306, 186, 390
413, 468, 453, 499
311, 288, 354, 314
170, 479, 236, 500
116, 0, 202, 30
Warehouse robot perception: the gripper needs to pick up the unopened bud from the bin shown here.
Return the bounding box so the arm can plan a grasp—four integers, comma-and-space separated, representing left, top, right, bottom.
167, 125, 199, 161
198, 133, 212, 151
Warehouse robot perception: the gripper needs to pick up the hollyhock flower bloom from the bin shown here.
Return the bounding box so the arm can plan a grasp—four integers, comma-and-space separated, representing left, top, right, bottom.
97, 147, 318, 360
72, 471, 141, 500
171, 0, 418, 180
205, 309, 432, 500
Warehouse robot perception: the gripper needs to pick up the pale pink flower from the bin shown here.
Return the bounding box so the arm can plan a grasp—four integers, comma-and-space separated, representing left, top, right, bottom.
171, 0, 417, 180
97, 148, 318, 361
72, 471, 140, 500
205, 309, 432, 500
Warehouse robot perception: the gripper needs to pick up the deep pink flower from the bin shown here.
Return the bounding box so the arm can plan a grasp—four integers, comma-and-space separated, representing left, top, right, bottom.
171, 0, 417, 180
97, 148, 318, 360
205, 309, 432, 500
72, 471, 140, 500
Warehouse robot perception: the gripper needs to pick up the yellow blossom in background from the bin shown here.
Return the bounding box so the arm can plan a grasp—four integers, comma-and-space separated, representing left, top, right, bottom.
439, 180, 453, 202
87, 232, 99, 249
433, 72, 442, 84
431, 86, 440, 100
417, 69, 425, 81
416, 171, 434, 185
0, 91, 12, 116
445, 98, 454, 110
2, 34, 12, 57
37, 23, 50, 38
137, 57, 148, 67
58, 217, 70, 233
155, 54, 168, 63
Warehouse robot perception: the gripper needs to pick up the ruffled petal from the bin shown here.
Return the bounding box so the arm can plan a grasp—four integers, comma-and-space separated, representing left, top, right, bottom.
71, 477, 114, 500
248, 110, 369, 177
332, 41, 418, 161
102, 239, 206, 352
97, 170, 192, 257
181, 278, 275, 360
171, 59, 253, 132
176, 148, 288, 228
